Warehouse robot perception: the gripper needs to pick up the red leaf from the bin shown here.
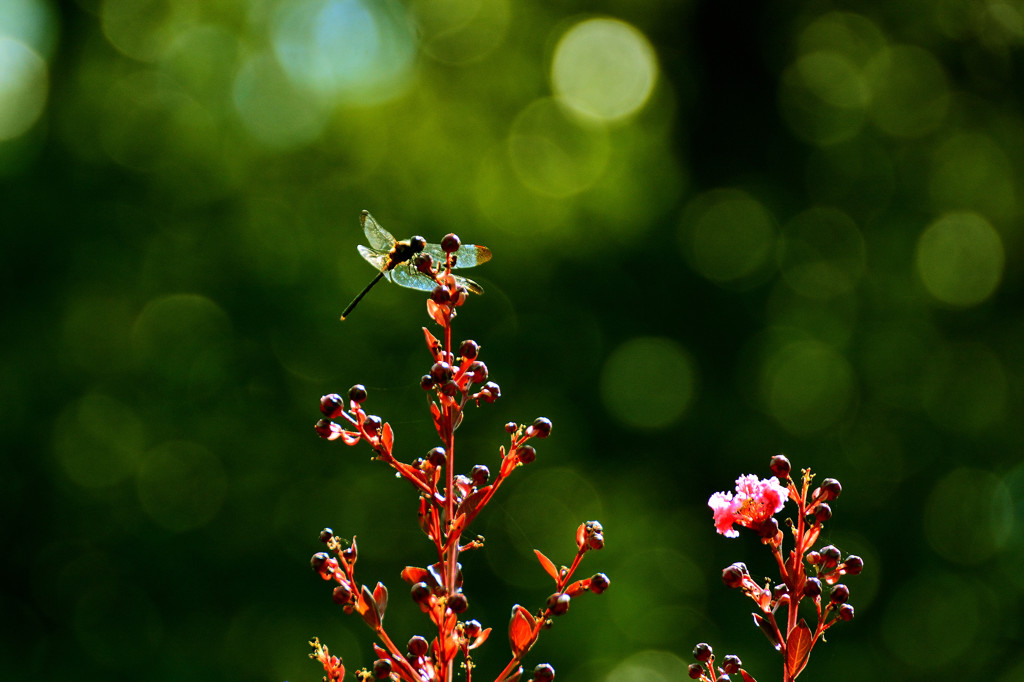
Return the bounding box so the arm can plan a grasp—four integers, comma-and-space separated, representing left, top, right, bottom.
576, 522, 587, 550
457, 486, 492, 521
753, 612, 782, 651
739, 670, 758, 682
804, 525, 821, 548
402, 566, 429, 585
534, 550, 559, 583
340, 430, 361, 445
381, 422, 394, 453
357, 584, 381, 630
468, 627, 492, 650
785, 619, 813, 679
439, 631, 459, 664
427, 299, 448, 327
373, 581, 388, 620
564, 579, 587, 597
497, 667, 522, 682
507, 605, 537, 658
500, 453, 517, 478
444, 514, 467, 551
427, 562, 445, 589
422, 327, 442, 357
392, 460, 426, 487
417, 499, 433, 540
430, 401, 448, 441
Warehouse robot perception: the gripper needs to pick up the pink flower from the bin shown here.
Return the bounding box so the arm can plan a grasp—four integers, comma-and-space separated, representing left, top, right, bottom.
709, 475, 790, 538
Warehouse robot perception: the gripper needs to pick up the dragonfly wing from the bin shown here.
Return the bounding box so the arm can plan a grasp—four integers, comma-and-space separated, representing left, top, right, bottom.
451, 273, 485, 295
360, 210, 397, 251
358, 244, 391, 272
420, 243, 493, 269
389, 263, 438, 292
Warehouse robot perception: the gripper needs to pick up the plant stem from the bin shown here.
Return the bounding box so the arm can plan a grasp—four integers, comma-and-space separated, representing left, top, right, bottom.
441, 281, 459, 682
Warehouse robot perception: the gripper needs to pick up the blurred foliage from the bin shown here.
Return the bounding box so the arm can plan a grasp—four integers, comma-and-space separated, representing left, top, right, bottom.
3, 0, 1024, 680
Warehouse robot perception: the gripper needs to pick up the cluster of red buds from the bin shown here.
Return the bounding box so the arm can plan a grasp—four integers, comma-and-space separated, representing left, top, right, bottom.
310, 233, 608, 682
693, 455, 863, 682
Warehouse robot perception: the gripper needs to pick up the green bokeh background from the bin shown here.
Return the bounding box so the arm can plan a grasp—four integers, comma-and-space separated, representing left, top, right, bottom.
3, 0, 1024, 679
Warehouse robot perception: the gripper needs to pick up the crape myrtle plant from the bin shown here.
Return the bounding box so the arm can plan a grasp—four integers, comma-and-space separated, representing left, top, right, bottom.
311, 231, 609, 682
688, 455, 864, 682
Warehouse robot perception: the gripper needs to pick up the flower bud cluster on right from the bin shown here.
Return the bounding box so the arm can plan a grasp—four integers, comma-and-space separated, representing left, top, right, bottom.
692, 455, 864, 682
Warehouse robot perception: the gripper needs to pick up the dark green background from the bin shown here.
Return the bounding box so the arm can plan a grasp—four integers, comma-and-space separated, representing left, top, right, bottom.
3, 0, 1022, 680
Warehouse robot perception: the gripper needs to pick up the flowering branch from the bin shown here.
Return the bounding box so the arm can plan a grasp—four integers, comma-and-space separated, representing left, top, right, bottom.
690, 455, 863, 682
310, 229, 608, 682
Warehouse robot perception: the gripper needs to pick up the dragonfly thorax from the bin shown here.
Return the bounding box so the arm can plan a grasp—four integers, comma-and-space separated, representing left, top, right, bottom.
385, 236, 427, 271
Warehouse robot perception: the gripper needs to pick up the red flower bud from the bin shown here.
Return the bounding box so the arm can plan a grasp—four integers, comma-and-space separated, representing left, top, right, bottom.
363, 415, 382, 436
527, 417, 552, 439
459, 339, 479, 360
829, 583, 850, 605
769, 454, 791, 478
463, 619, 482, 638
430, 286, 451, 304
817, 478, 842, 501
449, 592, 469, 614
430, 362, 453, 383
332, 583, 352, 604
411, 582, 431, 605
532, 663, 555, 682
320, 394, 345, 418
842, 555, 864, 575
407, 635, 429, 658
819, 545, 841, 569
441, 233, 462, 253
546, 592, 570, 615
428, 447, 447, 467
414, 253, 433, 274
311, 552, 330, 572
372, 658, 393, 679
314, 419, 342, 440
589, 572, 610, 594
516, 444, 536, 464
467, 361, 488, 383
471, 464, 489, 486
721, 562, 747, 588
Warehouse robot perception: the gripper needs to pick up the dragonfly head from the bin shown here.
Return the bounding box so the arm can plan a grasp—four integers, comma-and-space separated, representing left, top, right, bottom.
409, 236, 427, 253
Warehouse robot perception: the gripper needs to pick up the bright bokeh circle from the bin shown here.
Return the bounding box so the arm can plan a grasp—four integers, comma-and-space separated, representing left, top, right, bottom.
0, 37, 47, 141
600, 336, 697, 430
551, 18, 657, 123
679, 188, 777, 285
915, 212, 1004, 307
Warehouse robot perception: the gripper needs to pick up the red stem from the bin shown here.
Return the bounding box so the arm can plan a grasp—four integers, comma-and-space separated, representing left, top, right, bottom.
441, 255, 459, 682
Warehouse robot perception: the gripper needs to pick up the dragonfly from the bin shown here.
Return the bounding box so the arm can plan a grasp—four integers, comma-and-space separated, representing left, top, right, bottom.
341, 210, 493, 320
